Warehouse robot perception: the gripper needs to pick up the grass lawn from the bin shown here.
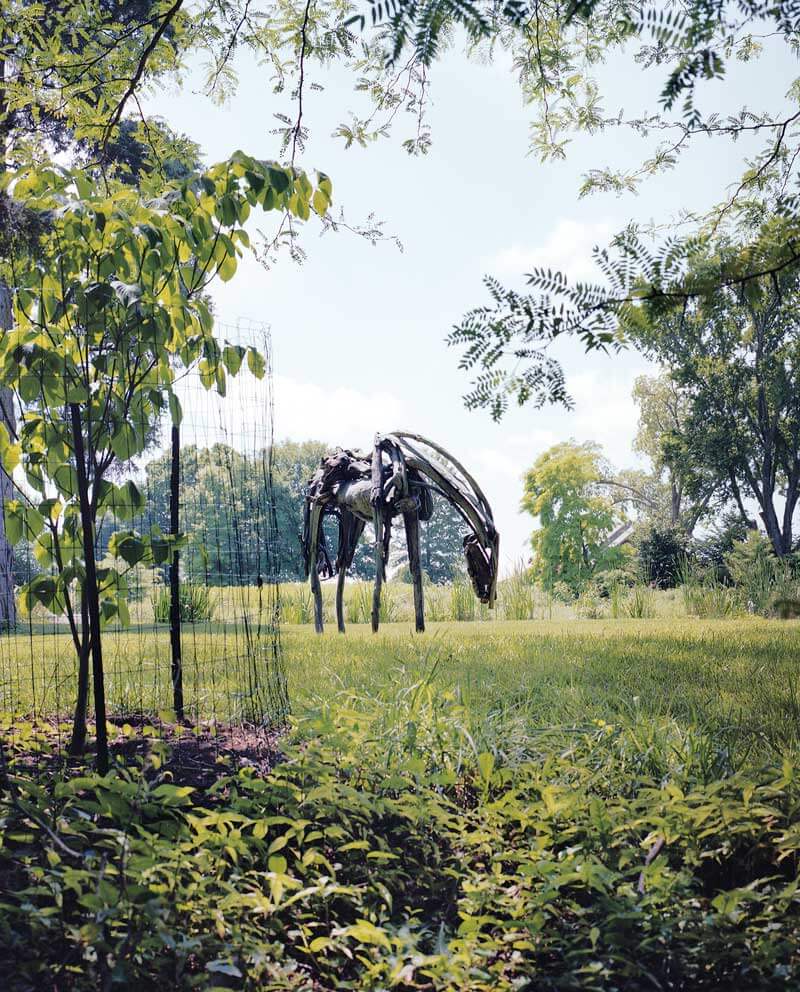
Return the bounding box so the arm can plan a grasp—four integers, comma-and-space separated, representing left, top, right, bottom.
284, 618, 800, 757
2, 617, 799, 759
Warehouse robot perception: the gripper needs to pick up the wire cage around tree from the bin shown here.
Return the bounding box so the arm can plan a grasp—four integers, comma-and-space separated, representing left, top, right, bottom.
0, 321, 288, 769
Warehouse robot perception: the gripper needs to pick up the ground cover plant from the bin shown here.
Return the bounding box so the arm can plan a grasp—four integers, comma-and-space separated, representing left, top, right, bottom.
2, 619, 800, 989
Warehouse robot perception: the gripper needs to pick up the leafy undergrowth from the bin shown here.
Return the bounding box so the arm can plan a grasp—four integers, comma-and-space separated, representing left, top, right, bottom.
1, 679, 800, 990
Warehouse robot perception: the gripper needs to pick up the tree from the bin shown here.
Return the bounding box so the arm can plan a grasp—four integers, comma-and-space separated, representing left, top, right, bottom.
638, 527, 687, 589
391, 495, 466, 583
1, 154, 328, 767
522, 441, 623, 594
630, 374, 722, 533
628, 232, 800, 557
144, 439, 329, 582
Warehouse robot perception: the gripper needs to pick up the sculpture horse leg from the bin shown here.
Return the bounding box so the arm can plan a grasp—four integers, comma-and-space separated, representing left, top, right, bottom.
307, 502, 324, 633
335, 512, 365, 633
371, 505, 384, 633
403, 507, 425, 632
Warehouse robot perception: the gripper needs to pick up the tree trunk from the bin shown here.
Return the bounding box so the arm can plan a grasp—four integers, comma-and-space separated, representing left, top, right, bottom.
0, 283, 16, 628
70, 403, 109, 774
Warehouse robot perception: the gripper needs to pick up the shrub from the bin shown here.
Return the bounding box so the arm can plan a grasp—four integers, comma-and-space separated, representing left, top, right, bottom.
151, 582, 216, 623
725, 531, 786, 614
3, 689, 800, 990
681, 570, 739, 618
638, 527, 687, 589
575, 581, 608, 619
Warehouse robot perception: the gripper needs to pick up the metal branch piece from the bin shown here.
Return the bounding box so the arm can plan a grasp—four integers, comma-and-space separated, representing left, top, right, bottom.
301, 432, 499, 633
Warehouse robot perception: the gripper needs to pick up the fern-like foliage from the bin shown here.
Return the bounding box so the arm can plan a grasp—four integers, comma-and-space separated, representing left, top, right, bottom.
449, 217, 800, 418
349, 0, 800, 112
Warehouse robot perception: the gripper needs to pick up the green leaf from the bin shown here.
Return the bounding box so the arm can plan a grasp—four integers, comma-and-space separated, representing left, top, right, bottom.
111, 423, 139, 461
168, 392, 182, 427
108, 531, 145, 565
223, 345, 243, 376
477, 751, 495, 784
217, 253, 236, 282
3, 502, 23, 545
0, 421, 20, 474
247, 347, 265, 379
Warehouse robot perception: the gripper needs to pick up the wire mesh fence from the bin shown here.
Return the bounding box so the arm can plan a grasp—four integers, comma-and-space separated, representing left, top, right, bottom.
0, 321, 288, 766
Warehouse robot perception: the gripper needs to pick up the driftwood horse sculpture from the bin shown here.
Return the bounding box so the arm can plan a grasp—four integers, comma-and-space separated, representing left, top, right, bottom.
301, 432, 499, 633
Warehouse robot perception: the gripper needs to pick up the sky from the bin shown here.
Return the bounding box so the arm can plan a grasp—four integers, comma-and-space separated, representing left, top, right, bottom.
145, 24, 797, 568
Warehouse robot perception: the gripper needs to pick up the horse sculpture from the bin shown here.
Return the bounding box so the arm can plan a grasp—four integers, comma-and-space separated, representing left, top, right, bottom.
301, 431, 499, 633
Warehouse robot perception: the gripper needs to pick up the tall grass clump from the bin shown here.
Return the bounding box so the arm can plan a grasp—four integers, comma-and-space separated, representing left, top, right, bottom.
346, 580, 398, 624
449, 574, 476, 621
726, 531, 800, 615
500, 562, 536, 620
151, 583, 216, 623
678, 559, 739, 618
425, 584, 451, 622
624, 583, 656, 619
280, 584, 315, 624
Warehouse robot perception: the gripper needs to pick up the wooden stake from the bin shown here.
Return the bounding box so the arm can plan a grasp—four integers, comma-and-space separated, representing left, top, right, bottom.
308, 503, 324, 633
169, 424, 184, 720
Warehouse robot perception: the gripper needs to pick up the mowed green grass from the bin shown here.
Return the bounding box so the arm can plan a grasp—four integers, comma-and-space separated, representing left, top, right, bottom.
2, 617, 799, 759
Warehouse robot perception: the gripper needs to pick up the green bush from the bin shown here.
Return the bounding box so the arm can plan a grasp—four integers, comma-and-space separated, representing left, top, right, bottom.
151, 582, 217, 623
638, 527, 687, 589
2, 684, 800, 990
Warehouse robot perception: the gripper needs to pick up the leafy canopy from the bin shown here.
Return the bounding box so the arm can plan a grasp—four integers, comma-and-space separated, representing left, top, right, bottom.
0, 153, 331, 626
522, 440, 623, 593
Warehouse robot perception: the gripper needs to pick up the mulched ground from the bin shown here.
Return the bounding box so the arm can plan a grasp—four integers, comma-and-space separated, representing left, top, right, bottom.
4, 716, 284, 790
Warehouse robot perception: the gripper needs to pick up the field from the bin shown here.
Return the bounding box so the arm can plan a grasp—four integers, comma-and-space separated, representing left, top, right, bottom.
3, 614, 800, 989
284, 619, 800, 751
4, 616, 800, 760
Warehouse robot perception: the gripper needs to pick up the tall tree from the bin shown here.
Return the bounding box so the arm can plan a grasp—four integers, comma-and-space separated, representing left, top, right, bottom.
629, 232, 800, 556
630, 374, 722, 533
522, 441, 623, 594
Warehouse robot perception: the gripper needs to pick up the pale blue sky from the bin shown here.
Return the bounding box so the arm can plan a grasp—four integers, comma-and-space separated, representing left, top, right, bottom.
146, 28, 797, 564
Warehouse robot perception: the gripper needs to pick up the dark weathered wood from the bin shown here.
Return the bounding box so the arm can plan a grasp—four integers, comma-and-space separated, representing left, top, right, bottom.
371, 439, 385, 633
403, 508, 424, 632
307, 503, 324, 633
169, 424, 184, 720
371, 506, 383, 633
335, 569, 347, 633
69, 403, 109, 775
302, 433, 499, 634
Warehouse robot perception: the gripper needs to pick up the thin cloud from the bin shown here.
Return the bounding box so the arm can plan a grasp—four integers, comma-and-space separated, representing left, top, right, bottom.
487, 219, 614, 284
